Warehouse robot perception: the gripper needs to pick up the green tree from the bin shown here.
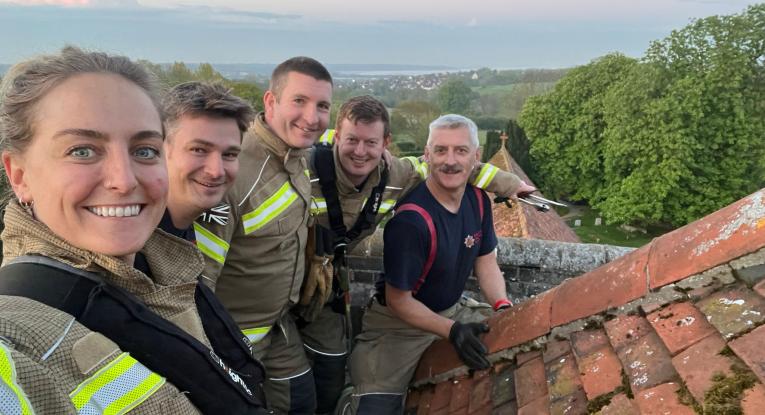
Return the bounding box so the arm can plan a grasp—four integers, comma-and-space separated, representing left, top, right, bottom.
519, 53, 638, 200
225, 81, 264, 113
481, 130, 502, 162
437, 78, 475, 114
195, 63, 225, 82
520, 4, 765, 227
163, 62, 195, 87
390, 100, 441, 151
598, 4, 765, 226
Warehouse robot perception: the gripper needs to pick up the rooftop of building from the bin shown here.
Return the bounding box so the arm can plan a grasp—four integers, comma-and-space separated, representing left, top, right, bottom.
405, 188, 765, 414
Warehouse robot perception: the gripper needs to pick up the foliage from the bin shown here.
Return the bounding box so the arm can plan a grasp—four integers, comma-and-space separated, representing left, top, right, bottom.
482, 130, 502, 162
137, 60, 264, 113
390, 100, 441, 150
436, 78, 475, 114
520, 53, 638, 201
473, 116, 507, 131
505, 119, 537, 183
519, 4, 765, 227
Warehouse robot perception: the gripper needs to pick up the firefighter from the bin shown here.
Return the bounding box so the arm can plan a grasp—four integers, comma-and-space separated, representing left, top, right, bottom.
299, 96, 535, 413
0, 47, 266, 414
194, 57, 332, 414
349, 114, 514, 413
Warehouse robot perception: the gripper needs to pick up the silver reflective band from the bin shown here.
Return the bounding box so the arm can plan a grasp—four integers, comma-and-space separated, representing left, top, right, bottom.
70, 353, 165, 415
0, 342, 35, 415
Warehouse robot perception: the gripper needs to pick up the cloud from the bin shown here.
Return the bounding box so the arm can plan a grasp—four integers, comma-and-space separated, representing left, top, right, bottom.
0, 0, 140, 6
467, 17, 478, 27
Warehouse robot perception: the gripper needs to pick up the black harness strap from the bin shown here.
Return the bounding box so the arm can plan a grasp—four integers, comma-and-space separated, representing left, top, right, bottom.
312, 143, 389, 252
0, 257, 267, 414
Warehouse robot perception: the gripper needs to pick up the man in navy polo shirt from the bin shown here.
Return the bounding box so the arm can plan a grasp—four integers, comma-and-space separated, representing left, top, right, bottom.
348, 114, 516, 414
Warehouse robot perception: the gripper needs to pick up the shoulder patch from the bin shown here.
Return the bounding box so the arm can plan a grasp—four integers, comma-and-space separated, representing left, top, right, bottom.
198, 203, 230, 226
72, 332, 120, 375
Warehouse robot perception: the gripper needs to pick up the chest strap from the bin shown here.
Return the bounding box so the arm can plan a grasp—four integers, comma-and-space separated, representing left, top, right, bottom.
312, 143, 389, 253
394, 186, 485, 294
0, 256, 267, 414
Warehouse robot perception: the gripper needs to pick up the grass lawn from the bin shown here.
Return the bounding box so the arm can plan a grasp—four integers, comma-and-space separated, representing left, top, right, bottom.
561, 205, 667, 248
471, 84, 516, 95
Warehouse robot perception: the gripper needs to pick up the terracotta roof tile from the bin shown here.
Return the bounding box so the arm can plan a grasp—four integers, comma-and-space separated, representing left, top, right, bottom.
729, 324, 765, 385
405, 189, 765, 414
430, 381, 452, 412
448, 375, 473, 413
482, 288, 555, 354
549, 388, 588, 415
550, 244, 650, 327
571, 330, 623, 399
417, 387, 433, 415
741, 383, 765, 415
467, 370, 493, 414
603, 314, 654, 352
608, 318, 677, 392
516, 395, 550, 415
491, 363, 516, 407
647, 191, 765, 289
647, 301, 718, 355
514, 356, 547, 408
634, 382, 695, 414
492, 401, 518, 415
671, 334, 733, 404
542, 339, 571, 364
599, 393, 639, 415
487, 145, 579, 243
696, 285, 765, 339
545, 352, 582, 401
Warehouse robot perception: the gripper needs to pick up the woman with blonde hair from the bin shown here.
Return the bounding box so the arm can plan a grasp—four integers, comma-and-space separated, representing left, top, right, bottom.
0, 46, 266, 414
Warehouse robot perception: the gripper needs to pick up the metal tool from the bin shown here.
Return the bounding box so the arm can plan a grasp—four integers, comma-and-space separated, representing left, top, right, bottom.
494, 193, 567, 213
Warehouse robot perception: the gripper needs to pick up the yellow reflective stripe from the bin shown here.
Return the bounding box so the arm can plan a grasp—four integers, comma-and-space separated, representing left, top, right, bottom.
310, 197, 327, 215
242, 182, 298, 234
473, 164, 499, 189
403, 156, 428, 179
242, 326, 271, 344
379, 199, 397, 214
193, 222, 230, 265
0, 343, 35, 415
304, 169, 310, 178
319, 129, 335, 145
70, 352, 165, 415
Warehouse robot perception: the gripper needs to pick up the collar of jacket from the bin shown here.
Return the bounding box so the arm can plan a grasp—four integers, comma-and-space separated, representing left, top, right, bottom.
250, 112, 308, 165
332, 143, 386, 197
1, 201, 205, 296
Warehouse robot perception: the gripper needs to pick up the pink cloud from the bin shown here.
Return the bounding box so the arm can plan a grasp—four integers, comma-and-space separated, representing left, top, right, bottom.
5, 0, 90, 5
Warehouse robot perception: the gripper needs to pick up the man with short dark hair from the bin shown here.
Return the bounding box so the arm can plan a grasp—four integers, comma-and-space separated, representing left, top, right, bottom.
347, 114, 513, 414
196, 57, 333, 414
161, 81, 254, 240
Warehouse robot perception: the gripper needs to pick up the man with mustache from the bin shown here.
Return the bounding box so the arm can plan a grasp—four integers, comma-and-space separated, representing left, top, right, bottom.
299, 96, 534, 414
348, 114, 515, 414
195, 57, 332, 414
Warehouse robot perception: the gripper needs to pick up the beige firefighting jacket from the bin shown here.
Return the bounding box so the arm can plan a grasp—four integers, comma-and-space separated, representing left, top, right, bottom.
0, 201, 206, 414
308, 129, 522, 245
194, 113, 311, 344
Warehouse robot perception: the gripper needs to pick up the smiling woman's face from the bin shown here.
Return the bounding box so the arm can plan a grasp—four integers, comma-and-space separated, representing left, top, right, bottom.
3, 72, 168, 261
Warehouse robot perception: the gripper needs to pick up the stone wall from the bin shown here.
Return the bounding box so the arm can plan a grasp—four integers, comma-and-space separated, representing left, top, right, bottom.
346, 229, 635, 305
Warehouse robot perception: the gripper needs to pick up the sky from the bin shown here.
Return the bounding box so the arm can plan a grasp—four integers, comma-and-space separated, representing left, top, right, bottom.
0, 0, 758, 69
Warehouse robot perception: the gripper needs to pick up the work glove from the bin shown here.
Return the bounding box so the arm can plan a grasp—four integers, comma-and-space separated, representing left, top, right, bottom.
298, 255, 333, 322
448, 321, 491, 370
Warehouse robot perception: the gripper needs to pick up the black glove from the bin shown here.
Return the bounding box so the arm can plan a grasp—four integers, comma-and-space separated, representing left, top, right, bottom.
448, 321, 491, 370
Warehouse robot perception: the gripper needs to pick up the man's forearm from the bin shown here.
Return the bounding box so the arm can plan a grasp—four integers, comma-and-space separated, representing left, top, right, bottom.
474, 251, 508, 306
386, 285, 454, 338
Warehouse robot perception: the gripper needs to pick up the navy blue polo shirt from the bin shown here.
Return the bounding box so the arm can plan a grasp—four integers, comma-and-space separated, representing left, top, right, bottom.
378, 182, 497, 312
